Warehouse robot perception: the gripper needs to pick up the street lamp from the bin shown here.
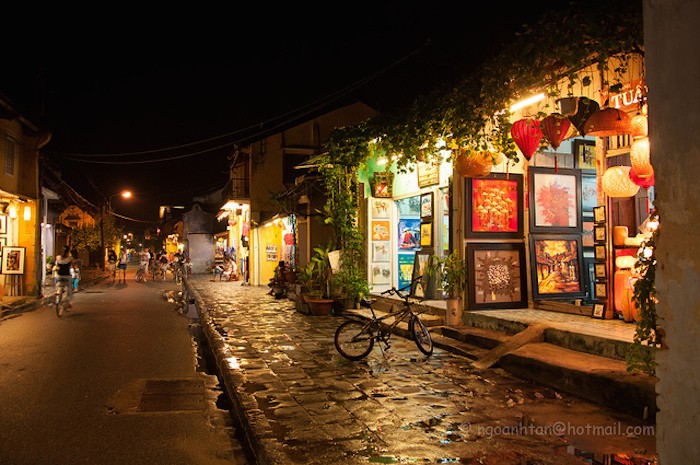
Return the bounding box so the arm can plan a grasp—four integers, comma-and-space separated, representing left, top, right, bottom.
100, 191, 132, 270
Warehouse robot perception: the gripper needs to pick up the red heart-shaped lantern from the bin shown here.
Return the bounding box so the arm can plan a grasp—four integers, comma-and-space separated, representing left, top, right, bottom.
542, 113, 572, 149
510, 118, 542, 160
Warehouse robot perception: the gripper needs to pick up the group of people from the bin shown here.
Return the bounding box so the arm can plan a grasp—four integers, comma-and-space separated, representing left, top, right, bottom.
213, 253, 239, 281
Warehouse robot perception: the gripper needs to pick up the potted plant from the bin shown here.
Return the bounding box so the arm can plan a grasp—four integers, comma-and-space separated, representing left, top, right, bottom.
429, 251, 468, 326
300, 244, 335, 315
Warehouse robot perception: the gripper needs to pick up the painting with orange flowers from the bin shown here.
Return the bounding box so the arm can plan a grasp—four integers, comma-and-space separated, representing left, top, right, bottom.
529, 167, 582, 234
466, 173, 523, 238
529, 234, 585, 300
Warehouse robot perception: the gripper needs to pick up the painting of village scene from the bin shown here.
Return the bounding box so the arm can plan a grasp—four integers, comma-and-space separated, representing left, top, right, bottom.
530, 234, 585, 300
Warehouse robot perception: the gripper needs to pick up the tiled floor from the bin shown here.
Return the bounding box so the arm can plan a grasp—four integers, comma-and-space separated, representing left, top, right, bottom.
471, 308, 638, 343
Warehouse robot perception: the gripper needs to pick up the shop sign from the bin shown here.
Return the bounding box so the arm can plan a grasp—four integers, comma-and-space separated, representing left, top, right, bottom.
417, 161, 440, 187
600, 79, 646, 112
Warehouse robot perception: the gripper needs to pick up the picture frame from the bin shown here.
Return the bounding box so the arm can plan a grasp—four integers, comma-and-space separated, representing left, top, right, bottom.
398, 218, 421, 251
372, 199, 390, 219
467, 242, 528, 309
593, 205, 606, 224
594, 262, 607, 279
411, 252, 437, 299
0, 215, 6, 234
372, 241, 390, 263
371, 220, 391, 241
0, 237, 6, 248
594, 281, 608, 299
372, 171, 393, 198
371, 264, 391, 285
574, 139, 597, 172
581, 174, 597, 214
466, 173, 524, 239
592, 302, 606, 319
594, 225, 607, 243
1, 246, 25, 275
529, 234, 586, 300
595, 244, 607, 261
529, 167, 582, 234
582, 221, 595, 247
420, 192, 433, 219
420, 222, 432, 247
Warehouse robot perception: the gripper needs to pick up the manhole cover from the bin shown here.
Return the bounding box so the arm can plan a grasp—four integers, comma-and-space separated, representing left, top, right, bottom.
107, 378, 205, 414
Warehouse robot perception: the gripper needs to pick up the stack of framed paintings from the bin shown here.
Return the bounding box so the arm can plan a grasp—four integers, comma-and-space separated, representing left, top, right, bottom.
591, 205, 608, 318
370, 199, 392, 286
465, 174, 527, 309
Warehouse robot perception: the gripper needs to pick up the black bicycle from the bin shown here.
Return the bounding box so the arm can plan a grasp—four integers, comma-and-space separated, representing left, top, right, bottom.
334, 277, 433, 360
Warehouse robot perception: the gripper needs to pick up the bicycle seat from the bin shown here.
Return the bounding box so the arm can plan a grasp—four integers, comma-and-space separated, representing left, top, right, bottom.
359, 298, 374, 308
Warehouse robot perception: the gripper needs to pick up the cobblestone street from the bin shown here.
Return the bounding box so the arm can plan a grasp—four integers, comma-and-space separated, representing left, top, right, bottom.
186, 276, 656, 465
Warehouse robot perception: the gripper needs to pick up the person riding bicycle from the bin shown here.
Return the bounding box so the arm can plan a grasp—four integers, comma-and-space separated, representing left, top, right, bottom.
54, 246, 74, 309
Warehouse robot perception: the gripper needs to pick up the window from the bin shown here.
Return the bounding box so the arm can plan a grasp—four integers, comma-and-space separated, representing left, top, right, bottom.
5, 138, 16, 176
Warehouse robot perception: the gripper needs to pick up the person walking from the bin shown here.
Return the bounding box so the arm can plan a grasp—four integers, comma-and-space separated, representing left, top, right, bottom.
71, 259, 82, 292
118, 248, 128, 283
54, 246, 74, 309
138, 247, 151, 282
107, 248, 118, 283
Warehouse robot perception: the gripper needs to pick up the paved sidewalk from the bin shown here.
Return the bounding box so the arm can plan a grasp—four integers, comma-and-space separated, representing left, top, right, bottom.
185, 276, 656, 465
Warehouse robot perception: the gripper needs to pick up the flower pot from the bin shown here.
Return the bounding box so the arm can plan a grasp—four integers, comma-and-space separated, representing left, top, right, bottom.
445, 298, 463, 326
306, 298, 334, 316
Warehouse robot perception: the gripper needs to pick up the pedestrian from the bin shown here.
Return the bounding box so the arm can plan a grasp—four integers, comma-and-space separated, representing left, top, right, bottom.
118, 248, 128, 283
107, 248, 118, 283
71, 260, 81, 292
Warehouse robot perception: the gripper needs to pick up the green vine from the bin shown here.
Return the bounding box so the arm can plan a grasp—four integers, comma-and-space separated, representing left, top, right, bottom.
626, 209, 661, 375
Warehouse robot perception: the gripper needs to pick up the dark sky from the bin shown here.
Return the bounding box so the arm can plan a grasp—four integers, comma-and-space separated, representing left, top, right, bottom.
2, 2, 564, 227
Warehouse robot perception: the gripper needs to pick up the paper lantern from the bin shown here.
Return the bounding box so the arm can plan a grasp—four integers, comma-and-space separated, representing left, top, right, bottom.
630, 137, 652, 176
510, 118, 542, 160
629, 165, 655, 189
630, 114, 648, 139
584, 108, 632, 137
602, 166, 640, 197
568, 97, 600, 136
541, 113, 572, 149
614, 269, 639, 323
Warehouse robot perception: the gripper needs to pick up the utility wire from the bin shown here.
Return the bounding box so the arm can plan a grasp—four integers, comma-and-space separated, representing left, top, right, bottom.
50, 42, 429, 164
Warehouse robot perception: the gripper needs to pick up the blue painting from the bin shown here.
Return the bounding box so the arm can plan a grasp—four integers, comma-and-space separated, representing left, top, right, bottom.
398, 218, 421, 251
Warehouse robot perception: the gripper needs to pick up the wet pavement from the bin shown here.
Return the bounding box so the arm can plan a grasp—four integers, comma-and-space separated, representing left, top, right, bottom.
185, 276, 657, 465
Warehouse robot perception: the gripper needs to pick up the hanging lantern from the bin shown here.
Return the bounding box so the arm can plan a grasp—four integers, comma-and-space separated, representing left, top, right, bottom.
629, 165, 655, 189
454, 150, 492, 178
568, 97, 600, 136
602, 166, 640, 197
630, 114, 648, 139
510, 118, 542, 160
556, 97, 580, 116
584, 108, 632, 137
541, 113, 572, 149
630, 137, 653, 176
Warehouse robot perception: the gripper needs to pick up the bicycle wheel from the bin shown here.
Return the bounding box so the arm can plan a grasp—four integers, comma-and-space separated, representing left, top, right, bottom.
409, 315, 433, 356
335, 319, 375, 360
55, 289, 64, 317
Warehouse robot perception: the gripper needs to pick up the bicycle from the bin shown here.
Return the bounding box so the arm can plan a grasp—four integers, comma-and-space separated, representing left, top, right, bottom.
54, 277, 71, 317
334, 276, 434, 360
135, 263, 148, 282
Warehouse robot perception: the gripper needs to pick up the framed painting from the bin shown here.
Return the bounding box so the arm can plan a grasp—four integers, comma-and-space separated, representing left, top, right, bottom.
466, 173, 523, 239
371, 264, 391, 285
372, 241, 390, 263
371, 221, 391, 241
594, 281, 608, 299
420, 192, 433, 218
372, 172, 393, 198
0, 237, 6, 248
411, 252, 437, 298
592, 302, 606, 319
594, 262, 607, 279
372, 199, 390, 219
420, 222, 432, 247
398, 218, 421, 251
574, 139, 597, 172
595, 244, 607, 261
529, 167, 582, 234
1, 246, 25, 275
581, 174, 597, 215
529, 234, 586, 300
0, 215, 6, 234
593, 205, 606, 224
594, 225, 607, 243
466, 242, 528, 310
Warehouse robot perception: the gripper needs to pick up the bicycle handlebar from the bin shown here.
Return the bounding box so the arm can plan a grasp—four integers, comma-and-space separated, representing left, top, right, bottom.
380, 275, 423, 299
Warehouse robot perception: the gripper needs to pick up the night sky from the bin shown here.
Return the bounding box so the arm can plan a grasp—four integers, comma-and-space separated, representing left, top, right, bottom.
2, 2, 565, 227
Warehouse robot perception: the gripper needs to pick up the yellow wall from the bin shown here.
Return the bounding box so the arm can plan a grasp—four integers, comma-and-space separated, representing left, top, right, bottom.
258, 222, 284, 286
